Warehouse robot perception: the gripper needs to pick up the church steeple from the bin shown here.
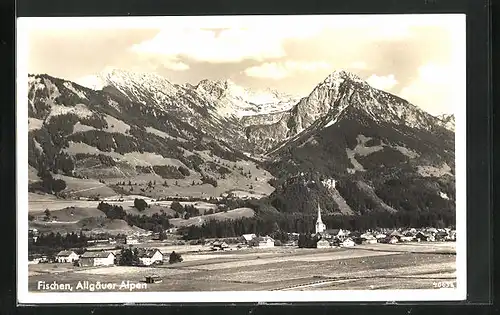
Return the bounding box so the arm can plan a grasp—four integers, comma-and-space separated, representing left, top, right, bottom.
317, 203, 323, 224
315, 202, 326, 234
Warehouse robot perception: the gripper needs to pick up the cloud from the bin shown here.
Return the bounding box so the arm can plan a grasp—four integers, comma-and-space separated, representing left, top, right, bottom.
243, 61, 332, 79
130, 26, 325, 64
399, 63, 462, 115
366, 74, 398, 91
161, 60, 190, 71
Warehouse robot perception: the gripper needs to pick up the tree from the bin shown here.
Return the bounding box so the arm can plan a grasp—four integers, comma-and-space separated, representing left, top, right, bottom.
52, 179, 67, 193
171, 201, 184, 213
28, 214, 35, 221
134, 198, 148, 211
298, 233, 317, 248
44, 209, 51, 221
159, 231, 167, 241
169, 251, 183, 264
119, 248, 139, 266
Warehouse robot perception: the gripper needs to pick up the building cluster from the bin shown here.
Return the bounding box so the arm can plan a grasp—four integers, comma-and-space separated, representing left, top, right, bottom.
29, 247, 165, 267
207, 234, 277, 251
312, 204, 456, 248
313, 227, 456, 248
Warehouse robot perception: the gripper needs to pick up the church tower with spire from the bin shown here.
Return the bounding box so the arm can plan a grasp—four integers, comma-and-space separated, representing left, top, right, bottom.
315, 203, 326, 234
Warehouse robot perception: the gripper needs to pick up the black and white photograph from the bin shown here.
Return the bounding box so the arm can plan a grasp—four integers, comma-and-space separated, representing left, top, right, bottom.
16, 14, 467, 303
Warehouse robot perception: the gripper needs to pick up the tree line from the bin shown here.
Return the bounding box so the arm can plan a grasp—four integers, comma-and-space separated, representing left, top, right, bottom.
29, 231, 89, 256
97, 201, 172, 232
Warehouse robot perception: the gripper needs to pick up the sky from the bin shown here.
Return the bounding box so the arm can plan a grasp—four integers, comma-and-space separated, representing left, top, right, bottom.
21, 15, 465, 116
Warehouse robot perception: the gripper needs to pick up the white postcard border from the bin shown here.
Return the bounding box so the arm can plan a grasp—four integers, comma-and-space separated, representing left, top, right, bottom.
16, 14, 467, 304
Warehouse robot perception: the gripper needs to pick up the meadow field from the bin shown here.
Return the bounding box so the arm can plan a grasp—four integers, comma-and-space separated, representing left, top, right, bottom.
28, 242, 456, 292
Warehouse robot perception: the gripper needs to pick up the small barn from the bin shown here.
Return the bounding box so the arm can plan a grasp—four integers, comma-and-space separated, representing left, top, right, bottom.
415, 231, 432, 242
145, 275, 162, 284
79, 251, 115, 267
210, 241, 229, 251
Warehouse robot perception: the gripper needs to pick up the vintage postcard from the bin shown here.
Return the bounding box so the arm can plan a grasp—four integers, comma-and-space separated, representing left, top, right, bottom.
16, 14, 466, 303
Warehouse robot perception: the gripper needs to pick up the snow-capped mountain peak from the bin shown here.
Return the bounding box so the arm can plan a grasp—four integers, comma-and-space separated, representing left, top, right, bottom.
320, 69, 366, 88
194, 78, 300, 118
75, 68, 178, 97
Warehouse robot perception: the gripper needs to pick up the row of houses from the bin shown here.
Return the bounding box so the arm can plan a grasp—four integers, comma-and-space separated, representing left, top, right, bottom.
207, 234, 276, 251
50, 247, 164, 267
314, 226, 455, 241
311, 227, 456, 248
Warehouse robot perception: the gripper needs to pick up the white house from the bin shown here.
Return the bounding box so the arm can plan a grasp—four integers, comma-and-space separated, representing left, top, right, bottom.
375, 233, 387, 240
340, 238, 355, 247
126, 237, 139, 245
426, 227, 438, 234
387, 236, 399, 244
79, 251, 115, 267
316, 239, 331, 248
55, 250, 79, 263
250, 236, 275, 248
400, 236, 415, 242
241, 233, 257, 243
137, 248, 163, 266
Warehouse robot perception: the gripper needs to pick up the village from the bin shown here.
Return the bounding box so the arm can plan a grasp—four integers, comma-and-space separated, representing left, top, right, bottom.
28, 204, 456, 284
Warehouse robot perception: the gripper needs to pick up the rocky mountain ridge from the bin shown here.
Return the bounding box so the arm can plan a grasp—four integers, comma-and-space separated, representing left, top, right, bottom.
27, 69, 456, 218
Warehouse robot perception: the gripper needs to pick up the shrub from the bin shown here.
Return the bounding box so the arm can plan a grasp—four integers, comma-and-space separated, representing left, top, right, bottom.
169, 251, 183, 264
134, 198, 148, 211
178, 166, 190, 176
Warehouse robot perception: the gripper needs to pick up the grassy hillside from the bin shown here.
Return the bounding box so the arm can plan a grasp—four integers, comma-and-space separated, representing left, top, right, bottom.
169, 207, 255, 227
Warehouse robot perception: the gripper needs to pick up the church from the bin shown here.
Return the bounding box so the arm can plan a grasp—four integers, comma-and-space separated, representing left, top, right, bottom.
315, 203, 326, 234
315, 203, 331, 248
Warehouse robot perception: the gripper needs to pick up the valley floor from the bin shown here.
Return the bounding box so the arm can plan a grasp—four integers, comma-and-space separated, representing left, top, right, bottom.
28, 242, 456, 293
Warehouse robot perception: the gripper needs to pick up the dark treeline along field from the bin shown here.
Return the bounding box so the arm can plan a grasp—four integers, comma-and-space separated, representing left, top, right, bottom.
177, 197, 455, 241
30, 231, 93, 257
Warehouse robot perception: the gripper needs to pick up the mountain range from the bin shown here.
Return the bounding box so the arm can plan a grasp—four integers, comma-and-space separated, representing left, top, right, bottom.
27, 68, 456, 220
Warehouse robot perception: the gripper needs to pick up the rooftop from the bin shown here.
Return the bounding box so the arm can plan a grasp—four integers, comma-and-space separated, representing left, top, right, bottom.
80, 251, 115, 258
